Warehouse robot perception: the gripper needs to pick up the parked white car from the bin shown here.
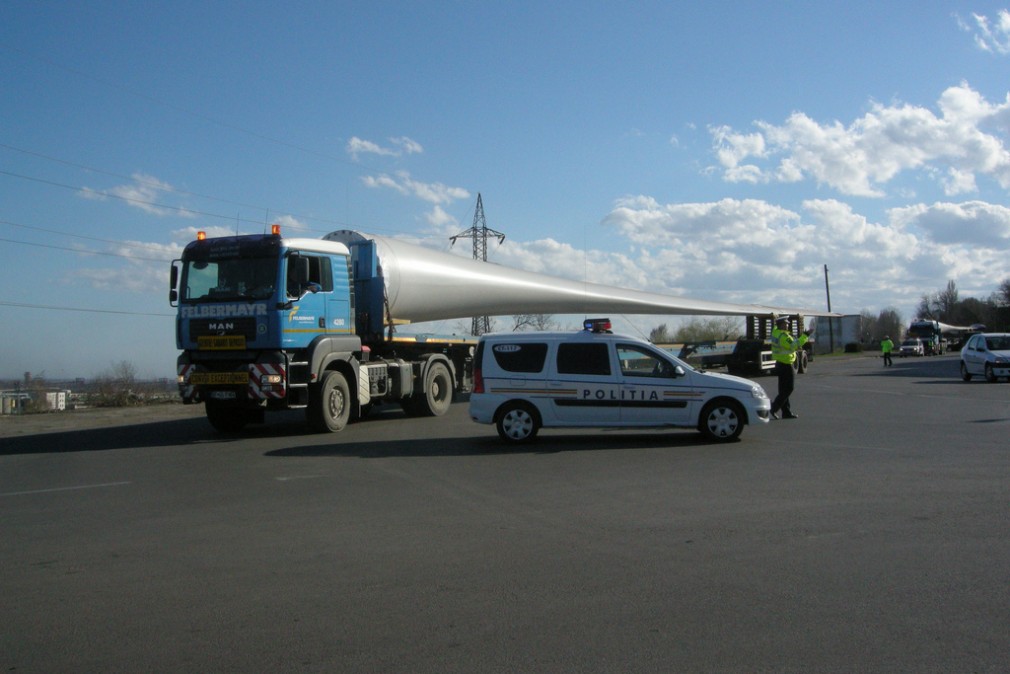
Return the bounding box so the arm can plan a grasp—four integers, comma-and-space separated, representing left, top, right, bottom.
898, 338, 924, 357
469, 319, 771, 444
960, 333, 1010, 382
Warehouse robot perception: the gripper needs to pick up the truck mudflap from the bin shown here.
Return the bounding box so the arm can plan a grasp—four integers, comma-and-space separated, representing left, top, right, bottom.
177, 362, 288, 403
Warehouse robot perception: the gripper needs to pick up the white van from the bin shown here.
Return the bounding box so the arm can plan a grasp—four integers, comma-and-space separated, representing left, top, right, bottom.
469, 319, 771, 444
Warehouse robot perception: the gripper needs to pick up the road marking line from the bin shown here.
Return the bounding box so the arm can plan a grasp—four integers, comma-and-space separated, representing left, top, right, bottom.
1, 481, 132, 497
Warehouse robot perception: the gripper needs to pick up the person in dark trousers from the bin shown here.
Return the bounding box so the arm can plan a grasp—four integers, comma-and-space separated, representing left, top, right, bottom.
769, 317, 811, 419
880, 335, 894, 366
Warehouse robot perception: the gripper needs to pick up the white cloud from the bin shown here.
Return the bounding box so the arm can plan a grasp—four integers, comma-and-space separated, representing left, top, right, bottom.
391, 136, 424, 154
361, 170, 469, 206
592, 194, 1010, 319
272, 214, 310, 232
888, 201, 1010, 246
80, 173, 196, 218
346, 136, 397, 158
347, 135, 424, 159
965, 9, 1010, 54
709, 84, 1010, 197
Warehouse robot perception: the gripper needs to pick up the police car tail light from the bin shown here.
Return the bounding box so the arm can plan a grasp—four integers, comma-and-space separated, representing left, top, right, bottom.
584, 318, 612, 333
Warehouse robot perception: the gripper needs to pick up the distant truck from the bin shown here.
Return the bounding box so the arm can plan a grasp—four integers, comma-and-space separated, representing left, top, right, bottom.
907, 319, 946, 355
675, 315, 812, 377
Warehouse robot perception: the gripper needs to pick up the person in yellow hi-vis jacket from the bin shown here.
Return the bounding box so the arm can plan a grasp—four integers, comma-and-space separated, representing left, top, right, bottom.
769, 317, 811, 419
880, 335, 894, 367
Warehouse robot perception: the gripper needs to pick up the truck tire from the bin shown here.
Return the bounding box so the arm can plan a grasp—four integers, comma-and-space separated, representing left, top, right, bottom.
205, 400, 249, 433
496, 401, 540, 444
410, 361, 453, 417
797, 350, 808, 374
698, 399, 744, 442
307, 370, 351, 432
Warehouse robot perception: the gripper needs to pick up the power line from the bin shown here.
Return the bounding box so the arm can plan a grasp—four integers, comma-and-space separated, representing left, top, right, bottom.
0, 237, 171, 262
0, 142, 366, 234
0, 219, 176, 261
0, 164, 432, 242
0, 300, 173, 318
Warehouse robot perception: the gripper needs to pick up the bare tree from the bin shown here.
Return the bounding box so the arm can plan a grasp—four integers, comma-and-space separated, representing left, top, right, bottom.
91, 360, 140, 407
649, 323, 672, 343
876, 307, 903, 341
937, 280, 959, 320
996, 279, 1010, 307
511, 314, 557, 332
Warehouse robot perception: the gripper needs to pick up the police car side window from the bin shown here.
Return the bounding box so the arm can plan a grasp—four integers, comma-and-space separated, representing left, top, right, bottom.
491, 343, 548, 373
617, 344, 673, 378
557, 343, 611, 375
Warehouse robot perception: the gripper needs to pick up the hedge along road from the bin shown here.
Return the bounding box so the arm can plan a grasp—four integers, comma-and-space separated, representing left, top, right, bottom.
1, 353, 1007, 673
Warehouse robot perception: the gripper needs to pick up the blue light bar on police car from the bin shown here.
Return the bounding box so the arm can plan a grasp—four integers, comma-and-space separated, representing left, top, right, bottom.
583, 318, 612, 333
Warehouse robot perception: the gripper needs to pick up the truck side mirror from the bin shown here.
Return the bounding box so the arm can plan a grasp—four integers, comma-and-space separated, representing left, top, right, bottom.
169, 262, 179, 305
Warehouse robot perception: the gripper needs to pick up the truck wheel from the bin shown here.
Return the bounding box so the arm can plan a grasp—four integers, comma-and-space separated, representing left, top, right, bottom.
797, 350, 808, 374
205, 400, 249, 433
307, 370, 351, 432
698, 399, 744, 442
961, 362, 972, 382
413, 361, 453, 417
496, 402, 540, 444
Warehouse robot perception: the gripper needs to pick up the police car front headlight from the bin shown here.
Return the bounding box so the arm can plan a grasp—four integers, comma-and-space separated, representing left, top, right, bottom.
751, 385, 768, 399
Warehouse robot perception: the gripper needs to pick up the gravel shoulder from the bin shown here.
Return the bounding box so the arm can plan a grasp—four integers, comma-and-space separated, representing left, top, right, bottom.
0, 403, 207, 438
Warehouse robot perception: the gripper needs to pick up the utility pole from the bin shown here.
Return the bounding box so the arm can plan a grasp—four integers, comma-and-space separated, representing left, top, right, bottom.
824, 264, 835, 353
451, 193, 505, 336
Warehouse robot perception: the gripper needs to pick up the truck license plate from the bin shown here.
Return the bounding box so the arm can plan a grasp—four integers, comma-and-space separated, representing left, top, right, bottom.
198, 335, 247, 350
190, 372, 248, 385
209, 390, 237, 400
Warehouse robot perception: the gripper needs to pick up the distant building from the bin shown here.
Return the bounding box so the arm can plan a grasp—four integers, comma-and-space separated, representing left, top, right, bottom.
0, 388, 71, 414
1, 391, 31, 415
45, 390, 68, 411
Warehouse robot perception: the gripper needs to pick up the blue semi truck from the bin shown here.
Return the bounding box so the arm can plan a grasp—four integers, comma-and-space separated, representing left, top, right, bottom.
171, 227, 474, 433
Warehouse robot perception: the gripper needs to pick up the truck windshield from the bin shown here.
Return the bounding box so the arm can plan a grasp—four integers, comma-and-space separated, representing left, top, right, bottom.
180, 256, 279, 302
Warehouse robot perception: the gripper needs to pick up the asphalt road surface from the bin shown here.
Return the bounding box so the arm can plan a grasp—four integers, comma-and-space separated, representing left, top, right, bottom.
2, 353, 1007, 673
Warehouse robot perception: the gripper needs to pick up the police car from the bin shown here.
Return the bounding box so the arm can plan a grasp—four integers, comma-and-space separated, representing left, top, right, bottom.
469, 319, 771, 444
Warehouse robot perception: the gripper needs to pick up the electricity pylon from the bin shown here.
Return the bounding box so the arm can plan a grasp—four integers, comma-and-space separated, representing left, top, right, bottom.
450, 193, 505, 336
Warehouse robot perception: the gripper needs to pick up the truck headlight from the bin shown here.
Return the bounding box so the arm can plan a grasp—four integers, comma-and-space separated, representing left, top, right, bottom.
260, 374, 283, 385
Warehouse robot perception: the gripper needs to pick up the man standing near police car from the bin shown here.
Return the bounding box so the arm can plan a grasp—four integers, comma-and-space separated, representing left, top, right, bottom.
769, 317, 811, 420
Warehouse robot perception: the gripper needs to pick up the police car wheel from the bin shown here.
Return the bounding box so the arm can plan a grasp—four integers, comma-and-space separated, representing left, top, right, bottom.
699, 400, 744, 442
496, 402, 540, 444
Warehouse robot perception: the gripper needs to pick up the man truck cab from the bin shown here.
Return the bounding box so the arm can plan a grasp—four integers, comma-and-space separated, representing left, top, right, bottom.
469, 319, 771, 444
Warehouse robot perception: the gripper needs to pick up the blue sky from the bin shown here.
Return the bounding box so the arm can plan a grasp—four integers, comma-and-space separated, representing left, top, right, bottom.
2, 1, 1010, 379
